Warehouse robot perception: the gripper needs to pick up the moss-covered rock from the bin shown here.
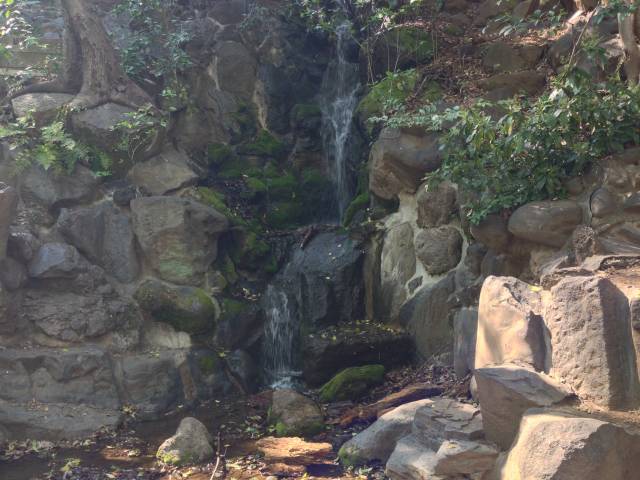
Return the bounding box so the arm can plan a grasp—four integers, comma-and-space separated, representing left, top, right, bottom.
134, 278, 220, 334
343, 191, 370, 226
266, 201, 304, 230
238, 130, 287, 159
207, 143, 235, 167
319, 365, 385, 402
291, 103, 322, 132
269, 389, 324, 437
156, 417, 213, 466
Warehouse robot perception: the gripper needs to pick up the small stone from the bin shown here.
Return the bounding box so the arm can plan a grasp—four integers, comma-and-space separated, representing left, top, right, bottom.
156, 417, 213, 466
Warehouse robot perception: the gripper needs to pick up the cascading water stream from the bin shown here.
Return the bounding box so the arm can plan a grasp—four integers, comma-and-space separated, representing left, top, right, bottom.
320, 19, 360, 221
262, 284, 299, 388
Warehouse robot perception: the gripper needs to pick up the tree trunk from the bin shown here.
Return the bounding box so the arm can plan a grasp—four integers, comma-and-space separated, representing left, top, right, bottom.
619, 6, 640, 84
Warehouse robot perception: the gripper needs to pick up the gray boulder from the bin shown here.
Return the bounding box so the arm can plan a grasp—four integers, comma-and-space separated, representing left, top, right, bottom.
28, 243, 86, 279
508, 200, 583, 248
21, 165, 98, 212
11, 93, 73, 126
70, 102, 134, 152
415, 226, 463, 275
156, 417, 213, 466
412, 398, 484, 450
0, 183, 17, 258
269, 389, 324, 437
127, 148, 199, 196
131, 196, 228, 285
57, 202, 139, 283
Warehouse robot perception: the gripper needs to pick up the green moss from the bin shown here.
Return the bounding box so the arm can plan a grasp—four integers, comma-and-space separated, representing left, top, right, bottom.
158, 452, 182, 465
198, 354, 220, 375
243, 177, 267, 200
267, 173, 297, 201
292, 103, 322, 121
318, 365, 385, 403
338, 444, 364, 467
220, 254, 239, 284
221, 298, 248, 317
266, 201, 304, 230
197, 187, 232, 217
263, 162, 280, 179
343, 191, 370, 226
395, 26, 434, 64
232, 101, 257, 138
207, 143, 235, 167
238, 130, 287, 159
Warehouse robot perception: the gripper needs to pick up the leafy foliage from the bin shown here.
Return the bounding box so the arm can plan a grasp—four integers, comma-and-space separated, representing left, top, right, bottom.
377, 71, 640, 223
112, 104, 167, 161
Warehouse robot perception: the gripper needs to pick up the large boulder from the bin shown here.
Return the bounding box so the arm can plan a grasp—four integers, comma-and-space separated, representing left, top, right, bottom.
130, 196, 228, 285
476, 276, 549, 372
215, 41, 257, 99
319, 365, 385, 402
416, 181, 457, 228
70, 102, 134, 152
369, 128, 442, 201
57, 202, 139, 283
27, 243, 87, 279
156, 417, 213, 466
470, 214, 511, 253
415, 226, 463, 275
134, 278, 219, 334
474, 364, 573, 450
399, 273, 456, 360
545, 275, 640, 409
0, 183, 18, 258
269, 389, 324, 437
256, 436, 333, 475
380, 222, 416, 322
339, 399, 433, 467
489, 409, 640, 480
12, 93, 74, 126
21, 165, 98, 212
508, 200, 583, 248
127, 148, 199, 196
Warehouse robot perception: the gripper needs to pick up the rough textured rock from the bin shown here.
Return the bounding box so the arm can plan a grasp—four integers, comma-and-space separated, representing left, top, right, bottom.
131, 196, 228, 285
57, 202, 139, 283
415, 226, 463, 275
478, 70, 546, 100
70, 103, 134, 152
256, 436, 333, 473
545, 275, 640, 409
508, 200, 583, 248
380, 222, 416, 322
27, 243, 87, 279
338, 399, 433, 466
156, 417, 213, 466
0, 257, 27, 291
453, 308, 477, 378
475, 276, 549, 372
7, 227, 40, 263
276, 231, 364, 329
319, 365, 385, 402
482, 42, 542, 73
11, 93, 73, 126
128, 148, 199, 195
475, 365, 572, 450
412, 398, 484, 451
134, 278, 219, 334
0, 183, 18, 258
385, 434, 440, 480
434, 439, 499, 476
489, 409, 640, 480
370, 128, 442, 200
399, 273, 456, 360
22, 289, 141, 345
21, 165, 98, 212
215, 41, 257, 99
470, 214, 511, 253
0, 286, 21, 334
269, 389, 324, 437
416, 181, 457, 228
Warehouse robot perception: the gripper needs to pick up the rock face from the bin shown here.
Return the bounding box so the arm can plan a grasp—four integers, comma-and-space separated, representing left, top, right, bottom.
27, 243, 87, 279
0, 183, 18, 258
545, 275, 640, 409
415, 226, 463, 275
380, 222, 416, 322
57, 202, 139, 283
134, 279, 219, 334
508, 200, 583, 247
269, 390, 324, 437
490, 409, 640, 480
475, 276, 549, 372
128, 148, 199, 195
339, 400, 434, 466
22, 165, 98, 212
474, 365, 572, 450
156, 417, 213, 466
131, 196, 229, 285
369, 128, 442, 200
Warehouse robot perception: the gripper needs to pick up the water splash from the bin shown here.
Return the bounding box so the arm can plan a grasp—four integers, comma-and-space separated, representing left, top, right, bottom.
262, 284, 300, 388
320, 20, 360, 220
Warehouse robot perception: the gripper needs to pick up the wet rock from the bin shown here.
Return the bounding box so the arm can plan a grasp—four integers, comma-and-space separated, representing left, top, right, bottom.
269, 389, 324, 437
27, 243, 86, 279
508, 200, 583, 248
339, 399, 433, 467
475, 364, 573, 450
302, 322, 413, 385
226, 349, 259, 394
319, 365, 385, 402
545, 275, 640, 409
399, 273, 456, 360
416, 181, 457, 228
369, 128, 442, 201
0, 183, 17, 258
128, 148, 199, 196
21, 165, 98, 212
11, 93, 73, 126
131, 196, 229, 285
134, 278, 219, 334
470, 214, 511, 253
57, 202, 139, 283
453, 307, 477, 378
476, 276, 549, 372
214, 298, 263, 350
156, 417, 213, 466
489, 408, 640, 480
415, 226, 463, 275
380, 222, 416, 322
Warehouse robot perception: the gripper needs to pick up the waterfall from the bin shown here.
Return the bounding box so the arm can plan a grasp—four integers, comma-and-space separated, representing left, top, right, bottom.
320, 20, 360, 221
262, 284, 299, 388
